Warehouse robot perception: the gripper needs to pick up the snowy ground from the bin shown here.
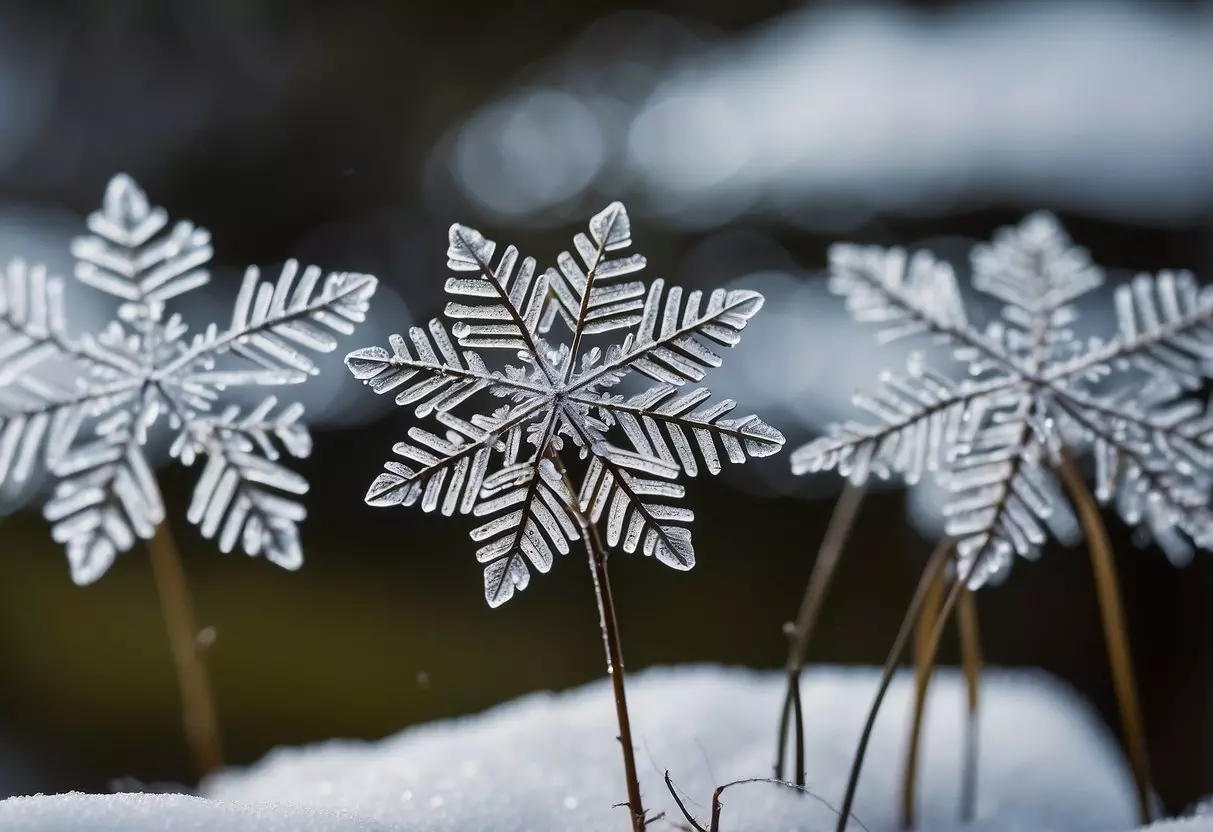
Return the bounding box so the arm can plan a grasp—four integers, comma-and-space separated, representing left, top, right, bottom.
0, 665, 1206, 831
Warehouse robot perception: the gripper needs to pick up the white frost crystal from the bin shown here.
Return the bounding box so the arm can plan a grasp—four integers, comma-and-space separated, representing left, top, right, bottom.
794, 213, 1213, 586
0, 174, 377, 582
345, 203, 783, 605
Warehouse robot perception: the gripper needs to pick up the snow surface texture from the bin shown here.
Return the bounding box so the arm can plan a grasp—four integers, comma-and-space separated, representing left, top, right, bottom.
0, 792, 394, 831
4, 666, 1207, 832
211, 665, 1139, 832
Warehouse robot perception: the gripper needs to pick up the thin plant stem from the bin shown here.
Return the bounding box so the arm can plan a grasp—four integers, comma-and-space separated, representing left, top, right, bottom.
835, 538, 955, 832
957, 587, 981, 823
664, 771, 871, 832
1056, 454, 1152, 824
899, 558, 946, 829
776, 484, 866, 783
146, 518, 222, 779
548, 450, 646, 832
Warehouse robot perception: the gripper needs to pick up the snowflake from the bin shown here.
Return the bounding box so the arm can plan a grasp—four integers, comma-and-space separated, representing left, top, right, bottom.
0, 174, 377, 583
345, 203, 784, 606
792, 212, 1213, 587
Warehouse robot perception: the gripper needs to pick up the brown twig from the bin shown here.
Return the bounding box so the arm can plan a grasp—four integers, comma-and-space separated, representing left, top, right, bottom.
146, 519, 222, 779
957, 586, 982, 823
776, 484, 866, 783
899, 556, 945, 828
835, 537, 955, 832
549, 450, 646, 832
664, 771, 871, 832
1056, 453, 1153, 824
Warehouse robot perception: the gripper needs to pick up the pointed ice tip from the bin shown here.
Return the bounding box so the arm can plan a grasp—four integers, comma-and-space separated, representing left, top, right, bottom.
446, 223, 494, 270
103, 173, 150, 224
589, 201, 632, 250
1018, 209, 1066, 244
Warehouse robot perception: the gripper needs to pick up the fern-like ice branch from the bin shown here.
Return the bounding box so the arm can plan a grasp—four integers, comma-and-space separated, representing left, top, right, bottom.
798, 211, 1213, 585
346, 203, 783, 605
0, 173, 375, 582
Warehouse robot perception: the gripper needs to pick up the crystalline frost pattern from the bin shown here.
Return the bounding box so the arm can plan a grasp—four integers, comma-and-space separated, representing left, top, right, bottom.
0, 174, 377, 583
793, 212, 1213, 587
345, 202, 784, 606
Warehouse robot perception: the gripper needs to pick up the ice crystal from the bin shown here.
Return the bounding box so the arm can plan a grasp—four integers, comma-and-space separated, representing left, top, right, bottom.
793, 212, 1213, 587
345, 203, 784, 606
0, 174, 377, 583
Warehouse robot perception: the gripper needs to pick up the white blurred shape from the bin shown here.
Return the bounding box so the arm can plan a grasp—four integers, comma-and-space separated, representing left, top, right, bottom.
442, 1, 1213, 226
453, 89, 606, 218
0, 204, 111, 515
630, 1, 1213, 225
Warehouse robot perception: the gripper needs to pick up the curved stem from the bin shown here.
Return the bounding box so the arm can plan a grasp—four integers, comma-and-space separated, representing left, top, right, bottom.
1056, 454, 1152, 824
776, 484, 866, 783
146, 519, 222, 779
548, 450, 646, 832
835, 538, 955, 832
899, 559, 946, 828
957, 587, 982, 823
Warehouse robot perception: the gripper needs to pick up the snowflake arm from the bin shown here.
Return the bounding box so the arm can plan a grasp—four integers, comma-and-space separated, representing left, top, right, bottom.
0, 374, 140, 487
362, 400, 545, 514
168, 260, 377, 382
43, 411, 164, 585
540, 201, 648, 343
828, 243, 975, 346
1055, 390, 1213, 563
942, 396, 1056, 587
473, 455, 580, 607
1, 260, 74, 383
175, 397, 313, 569
791, 360, 1015, 486
569, 280, 765, 391
71, 174, 212, 311
345, 319, 547, 417
576, 437, 695, 570
579, 384, 783, 477
444, 224, 554, 363
1047, 270, 1213, 390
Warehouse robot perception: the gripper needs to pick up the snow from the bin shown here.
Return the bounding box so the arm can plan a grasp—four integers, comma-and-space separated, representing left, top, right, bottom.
1, 665, 1201, 831
207, 665, 1136, 831
0, 791, 393, 831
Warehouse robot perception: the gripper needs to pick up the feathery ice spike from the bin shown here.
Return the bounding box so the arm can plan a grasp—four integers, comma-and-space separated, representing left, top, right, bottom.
345, 202, 785, 606
793, 212, 1213, 586
0, 174, 377, 583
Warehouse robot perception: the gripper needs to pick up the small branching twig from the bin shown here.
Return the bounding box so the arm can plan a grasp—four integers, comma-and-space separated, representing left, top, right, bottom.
147, 518, 222, 778
899, 557, 945, 828
775, 484, 866, 784
836, 538, 956, 832
899, 564, 984, 829
957, 586, 982, 823
1058, 452, 1153, 824
665, 770, 870, 832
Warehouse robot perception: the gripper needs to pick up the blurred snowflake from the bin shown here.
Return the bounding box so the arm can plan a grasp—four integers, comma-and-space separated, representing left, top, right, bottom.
793, 213, 1213, 586
346, 203, 784, 605
0, 174, 376, 582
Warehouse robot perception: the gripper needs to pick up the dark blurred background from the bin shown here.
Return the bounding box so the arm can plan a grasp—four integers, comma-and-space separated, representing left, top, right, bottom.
0, 0, 1211, 814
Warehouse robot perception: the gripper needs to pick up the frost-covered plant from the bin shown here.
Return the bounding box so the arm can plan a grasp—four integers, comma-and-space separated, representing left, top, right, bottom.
796, 212, 1213, 582
0, 174, 377, 776
344, 203, 783, 831
793, 213, 1212, 829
